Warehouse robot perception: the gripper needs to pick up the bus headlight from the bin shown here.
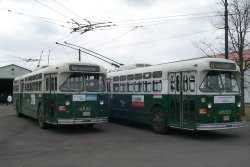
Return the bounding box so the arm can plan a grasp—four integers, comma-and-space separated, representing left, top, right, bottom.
207, 103, 212, 109
237, 102, 241, 108
100, 100, 104, 105
65, 101, 70, 106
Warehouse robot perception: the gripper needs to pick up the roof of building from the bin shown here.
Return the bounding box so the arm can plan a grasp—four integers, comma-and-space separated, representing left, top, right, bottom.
211, 49, 250, 60
0, 64, 31, 72
0, 64, 31, 79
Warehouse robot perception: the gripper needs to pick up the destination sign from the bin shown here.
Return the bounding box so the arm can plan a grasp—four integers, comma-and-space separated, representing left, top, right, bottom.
210, 62, 236, 70
69, 65, 100, 72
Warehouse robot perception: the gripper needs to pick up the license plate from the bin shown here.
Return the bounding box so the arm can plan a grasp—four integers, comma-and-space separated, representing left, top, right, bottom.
83, 112, 90, 117
223, 115, 230, 121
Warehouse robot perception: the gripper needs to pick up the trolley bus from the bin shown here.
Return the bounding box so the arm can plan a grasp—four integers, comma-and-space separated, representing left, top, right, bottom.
13, 62, 108, 128
107, 58, 245, 133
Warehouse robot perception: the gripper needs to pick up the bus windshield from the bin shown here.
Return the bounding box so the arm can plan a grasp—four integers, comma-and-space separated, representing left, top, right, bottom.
200, 71, 239, 93
60, 73, 106, 92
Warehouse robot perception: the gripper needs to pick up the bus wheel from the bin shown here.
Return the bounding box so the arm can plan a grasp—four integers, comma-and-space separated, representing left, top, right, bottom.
38, 107, 47, 129
150, 107, 167, 134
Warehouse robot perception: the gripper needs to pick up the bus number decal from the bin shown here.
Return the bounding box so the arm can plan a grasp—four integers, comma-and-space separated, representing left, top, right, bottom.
86, 94, 97, 101
73, 95, 86, 101
73, 94, 97, 101
31, 94, 36, 105
214, 96, 235, 104
132, 95, 144, 108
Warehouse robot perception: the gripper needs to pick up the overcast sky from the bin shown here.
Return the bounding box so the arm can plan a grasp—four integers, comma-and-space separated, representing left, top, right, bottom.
0, 0, 225, 70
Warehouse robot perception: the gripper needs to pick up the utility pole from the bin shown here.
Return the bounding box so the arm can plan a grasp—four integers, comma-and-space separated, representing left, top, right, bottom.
225, 0, 229, 59
79, 49, 81, 62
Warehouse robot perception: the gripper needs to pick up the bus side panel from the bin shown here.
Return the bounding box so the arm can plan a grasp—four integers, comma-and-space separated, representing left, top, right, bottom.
110, 94, 168, 125
110, 94, 131, 121
130, 94, 150, 124
20, 93, 39, 119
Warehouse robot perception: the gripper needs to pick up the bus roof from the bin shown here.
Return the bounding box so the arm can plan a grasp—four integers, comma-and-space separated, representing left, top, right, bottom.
14, 61, 107, 81
108, 57, 240, 77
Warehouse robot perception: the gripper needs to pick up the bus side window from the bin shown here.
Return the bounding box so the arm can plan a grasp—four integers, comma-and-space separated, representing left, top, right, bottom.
153, 80, 162, 92
113, 83, 119, 92
39, 81, 42, 91
176, 75, 180, 92
170, 76, 175, 92
120, 83, 126, 92
143, 81, 152, 92
107, 81, 111, 92
51, 77, 54, 91
35, 82, 38, 91
46, 78, 49, 91
134, 82, 142, 92
55, 77, 57, 91
183, 75, 188, 92
189, 75, 195, 92
127, 82, 134, 92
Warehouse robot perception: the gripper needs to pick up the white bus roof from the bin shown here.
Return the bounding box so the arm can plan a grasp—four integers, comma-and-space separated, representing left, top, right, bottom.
14, 61, 107, 81
108, 57, 240, 77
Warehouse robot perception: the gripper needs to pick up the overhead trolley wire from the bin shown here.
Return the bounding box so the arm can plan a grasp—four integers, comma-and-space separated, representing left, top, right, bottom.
0, 7, 74, 28
98, 29, 218, 50
51, 0, 89, 23
115, 14, 220, 28
113, 11, 217, 23
91, 26, 142, 49
32, 0, 73, 21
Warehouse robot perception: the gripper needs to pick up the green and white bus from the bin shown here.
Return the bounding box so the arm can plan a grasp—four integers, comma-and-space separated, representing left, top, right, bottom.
13, 62, 108, 128
107, 58, 244, 133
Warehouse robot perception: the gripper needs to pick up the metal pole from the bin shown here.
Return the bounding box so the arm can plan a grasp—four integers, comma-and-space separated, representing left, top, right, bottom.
225, 0, 229, 59
79, 49, 81, 62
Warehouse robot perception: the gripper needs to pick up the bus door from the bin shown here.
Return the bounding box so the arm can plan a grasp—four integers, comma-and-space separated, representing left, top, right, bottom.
169, 72, 196, 129
44, 74, 57, 117
182, 72, 196, 129
169, 72, 182, 127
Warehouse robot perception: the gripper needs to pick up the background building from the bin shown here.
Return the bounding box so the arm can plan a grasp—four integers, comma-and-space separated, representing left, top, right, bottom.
0, 64, 31, 95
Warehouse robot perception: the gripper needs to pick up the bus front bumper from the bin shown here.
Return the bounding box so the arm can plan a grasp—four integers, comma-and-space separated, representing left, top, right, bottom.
196, 122, 245, 130
57, 117, 108, 125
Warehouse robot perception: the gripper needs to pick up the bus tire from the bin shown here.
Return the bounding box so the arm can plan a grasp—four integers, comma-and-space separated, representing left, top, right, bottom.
38, 107, 48, 129
150, 107, 167, 134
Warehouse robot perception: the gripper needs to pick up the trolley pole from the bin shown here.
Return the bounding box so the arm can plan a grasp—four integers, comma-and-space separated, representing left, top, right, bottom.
225, 0, 229, 59
79, 49, 81, 62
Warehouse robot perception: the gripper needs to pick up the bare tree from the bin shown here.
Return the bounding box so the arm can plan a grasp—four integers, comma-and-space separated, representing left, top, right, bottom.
227, 0, 250, 116
195, 0, 250, 116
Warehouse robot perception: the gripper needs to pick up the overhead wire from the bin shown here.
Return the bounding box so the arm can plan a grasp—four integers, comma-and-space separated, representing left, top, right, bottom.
0, 4, 226, 69
113, 11, 217, 23
90, 26, 142, 49
115, 14, 220, 28
0, 7, 74, 29
51, 0, 89, 24
32, 0, 73, 21
97, 29, 218, 51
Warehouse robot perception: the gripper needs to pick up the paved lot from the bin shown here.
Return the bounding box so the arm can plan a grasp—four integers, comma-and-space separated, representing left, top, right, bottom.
0, 105, 250, 167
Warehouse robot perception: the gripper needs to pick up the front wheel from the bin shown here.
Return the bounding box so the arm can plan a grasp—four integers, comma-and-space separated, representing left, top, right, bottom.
150, 107, 167, 134
38, 107, 48, 129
